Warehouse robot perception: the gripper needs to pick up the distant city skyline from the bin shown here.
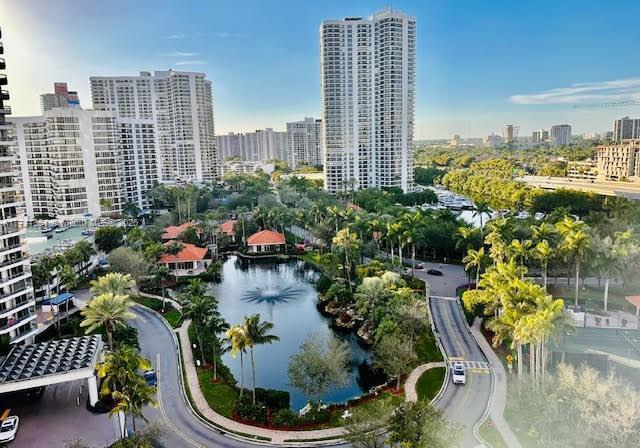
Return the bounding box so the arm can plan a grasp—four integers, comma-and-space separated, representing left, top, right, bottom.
2, 0, 639, 138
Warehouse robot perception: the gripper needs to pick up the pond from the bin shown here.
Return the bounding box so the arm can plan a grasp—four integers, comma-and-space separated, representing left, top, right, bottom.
210, 255, 378, 410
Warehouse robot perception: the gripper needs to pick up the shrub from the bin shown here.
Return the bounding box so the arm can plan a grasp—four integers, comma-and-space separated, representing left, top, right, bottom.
325, 283, 353, 305
272, 408, 298, 427
316, 275, 332, 294
298, 407, 330, 424
238, 388, 290, 411
235, 395, 267, 423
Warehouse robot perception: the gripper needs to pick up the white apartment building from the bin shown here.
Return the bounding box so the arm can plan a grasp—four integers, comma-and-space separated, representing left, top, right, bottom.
321, 8, 416, 193
532, 129, 549, 143
220, 160, 275, 177
0, 28, 38, 345
216, 128, 287, 163
90, 70, 216, 183
595, 140, 640, 181
12, 108, 121, 220
613, 117, 640, 142
550, 124, 572, 146
286, 117, 323, 169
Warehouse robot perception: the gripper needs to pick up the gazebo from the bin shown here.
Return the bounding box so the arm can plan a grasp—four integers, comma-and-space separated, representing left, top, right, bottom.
246, 230, 286, 253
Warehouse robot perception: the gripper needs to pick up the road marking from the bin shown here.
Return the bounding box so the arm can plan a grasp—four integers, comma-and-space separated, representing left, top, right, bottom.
448, 356, 465, 361
156, 353, 206, 448
449, 360, 489, 369
442, 300, 466, 356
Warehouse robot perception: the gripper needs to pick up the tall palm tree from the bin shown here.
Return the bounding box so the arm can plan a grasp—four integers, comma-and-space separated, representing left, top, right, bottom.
401, 212, 425, 278
455, 226, 480, 254
557, 218, 591, 307
226, 325, 249, 399
533, 240, 553, 291
90, 272, 135, 296
153, 265, 172, 311
97, 346, 151, 396
205, 313, 229, 382
332, 228, 360, 291
74, 240, 96, 275
507, 239, 533, 273
59, 264, 78, 323
243, 314, 280, 404
463, 247, 488, 288
531, 222, 556, 245
111, 378, 157, 434
81, 293, 135, 351
181, 283, 217, 364
473, 200, 491, 231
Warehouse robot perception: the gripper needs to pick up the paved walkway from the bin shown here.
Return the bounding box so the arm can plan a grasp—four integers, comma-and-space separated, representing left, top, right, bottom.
176, 321, 346, 444
137, 289, 182, 310
470, 319, 522, 448
404, 362, 446, 402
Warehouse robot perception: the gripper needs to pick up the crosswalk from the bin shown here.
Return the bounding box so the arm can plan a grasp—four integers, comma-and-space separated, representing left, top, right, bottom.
448, 360, 490, 372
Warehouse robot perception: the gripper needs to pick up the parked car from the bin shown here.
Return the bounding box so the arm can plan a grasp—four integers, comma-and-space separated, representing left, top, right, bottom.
415, 263, 425, 270
427, 269, 443, 276
0, 416, 19, 442
451, 362, 466, 385
144, 370, 157, 387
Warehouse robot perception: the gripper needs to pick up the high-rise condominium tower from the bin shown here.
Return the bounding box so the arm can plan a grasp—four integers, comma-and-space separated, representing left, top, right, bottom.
0, 28, 38, 345
321, 8, 416, 193
550, 124, 572, 146
287, 117, 323, 169
40, 82, 80, 112
613, 117, 640, 142
90, 70, 217, 183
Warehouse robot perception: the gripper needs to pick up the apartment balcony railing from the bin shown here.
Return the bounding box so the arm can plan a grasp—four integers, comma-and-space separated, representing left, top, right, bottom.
0, 256, 27, 270
0, 75, 6, 86
0, 297, 33, 318
11, 321, 38, 343
0, 58, 4, 70
0, 106, 10, 116
0, 90, 7, 101
0, 310, 36, 332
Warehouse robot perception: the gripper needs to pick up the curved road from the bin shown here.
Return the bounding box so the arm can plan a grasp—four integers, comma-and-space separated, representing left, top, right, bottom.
129, 305, 255, 448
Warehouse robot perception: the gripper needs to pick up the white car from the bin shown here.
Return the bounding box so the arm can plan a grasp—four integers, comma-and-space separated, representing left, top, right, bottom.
0, 416, 19, 442
451, 362, 466, 385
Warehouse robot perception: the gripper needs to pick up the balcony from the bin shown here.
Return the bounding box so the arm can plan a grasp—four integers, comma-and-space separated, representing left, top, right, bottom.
0, 106, 10, 115
0, 74, 5, 86
0, 90, 7, 101
0, 310, 36, 332
0, 59, 4, 70
10, 320, 38, 344
0, 297, 33, 319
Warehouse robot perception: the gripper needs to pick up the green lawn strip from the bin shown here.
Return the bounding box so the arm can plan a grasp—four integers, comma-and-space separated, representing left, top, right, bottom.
415, 331, 444, 363
131, 295, 183, 328
550, 284, 637, 313
478, 418, 509, 448
415, 367, 445, 401
196, 369, 239, 418
297, 251, 323, 268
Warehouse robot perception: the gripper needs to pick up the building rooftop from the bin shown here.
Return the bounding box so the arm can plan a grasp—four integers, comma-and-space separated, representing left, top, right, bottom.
43, 292, 74, 306
246, 230, 286, 246
159, 243, 208, 263
162, 222, 200, 240
219, 220, 237, 236
0, 335, 102, 383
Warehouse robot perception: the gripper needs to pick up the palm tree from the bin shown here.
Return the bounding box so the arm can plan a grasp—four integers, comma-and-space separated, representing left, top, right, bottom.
204, 313, 229, 382
59, 264, 78, 323
226, 325, 249, 399
111, 378, 157, 434
463, 247, 488, 288
90, 272, 135, 296
533, 240, 553, 291
556, 218, 591, 307
507, 239, 533, 273
243, 314, 280, 404
152, 265, 172, 311
455, 226, 480, 254
181, 282, 217, 364
74, 240, 96, 275
531, 222, 556, 245
332, 228, 360, 291
81, 293, 135, 351
473, 200, 491, 231
401, 212, 425, 279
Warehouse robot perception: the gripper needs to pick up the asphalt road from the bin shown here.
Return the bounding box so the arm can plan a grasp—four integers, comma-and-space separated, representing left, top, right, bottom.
411, 262, 493, 448
129, 305, 253, 448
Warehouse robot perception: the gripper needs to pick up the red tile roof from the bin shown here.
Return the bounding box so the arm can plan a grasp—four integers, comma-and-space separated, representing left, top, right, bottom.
159, 243, 208, 263
246, 229, 286, 246
625, 295, 640, 308
162, 222, 200, 240
219, 220, 237, 236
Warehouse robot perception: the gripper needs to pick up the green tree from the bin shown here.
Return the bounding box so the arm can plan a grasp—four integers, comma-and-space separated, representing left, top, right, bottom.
462, 247, 488, 288
81, 293, 135, 351
111, 378, 157, 433
388, 401, 458, 448
95, 226, 124, 253
373, 334, 416, 390
108, 247, 151, 279
226, 324, 249, 399
473, 200, 491, 231
152, 265, 172, 311
401, 212, 425, 278
332, 228, 360, 291
556, 217, 591, 307
90, 272, 136, 296
181, 280, 217, 364
204, 313, 229, 382
243, 314, 280, 404
342, 399, 392, 448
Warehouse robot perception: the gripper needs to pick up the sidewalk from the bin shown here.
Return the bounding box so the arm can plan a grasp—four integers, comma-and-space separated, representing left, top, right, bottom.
176, 321, 346, 444
470, 319, 522, 448
404, 362, 446, 402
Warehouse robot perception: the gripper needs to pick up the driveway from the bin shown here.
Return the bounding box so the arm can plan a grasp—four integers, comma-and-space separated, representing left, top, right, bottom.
9, 380, 118, 448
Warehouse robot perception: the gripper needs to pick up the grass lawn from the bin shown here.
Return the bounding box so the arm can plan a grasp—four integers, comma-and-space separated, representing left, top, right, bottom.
327, 391, 404, 427
549, 284, 638, 313
298, 251, 323, 268
131, 295, 183, 328
478, 418, 509, 448
415, 331, 444, 363
197, 368, 239, 418
415, 367, 445, 401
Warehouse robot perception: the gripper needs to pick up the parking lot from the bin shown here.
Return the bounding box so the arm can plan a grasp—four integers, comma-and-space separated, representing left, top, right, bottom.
5, 380, 118, 448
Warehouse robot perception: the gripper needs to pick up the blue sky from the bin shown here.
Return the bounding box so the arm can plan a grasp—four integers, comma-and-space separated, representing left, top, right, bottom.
3, 0, 639, 138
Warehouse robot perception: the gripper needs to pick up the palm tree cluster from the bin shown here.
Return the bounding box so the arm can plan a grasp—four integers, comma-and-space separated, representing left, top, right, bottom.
226, 314, 279, 404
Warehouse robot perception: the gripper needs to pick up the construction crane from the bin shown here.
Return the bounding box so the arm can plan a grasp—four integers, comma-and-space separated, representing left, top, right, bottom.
573, 100, 640, 109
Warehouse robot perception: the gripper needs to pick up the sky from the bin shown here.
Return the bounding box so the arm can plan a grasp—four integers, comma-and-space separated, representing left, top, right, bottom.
2, 0, 640, 139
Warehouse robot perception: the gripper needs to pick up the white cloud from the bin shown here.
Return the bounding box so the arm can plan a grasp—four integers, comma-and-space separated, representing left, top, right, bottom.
162, 51, 199, 57
175, 60, 206, 66
509, 78, 640, 105
214, 31, 249, 39
167, 33, 185, 39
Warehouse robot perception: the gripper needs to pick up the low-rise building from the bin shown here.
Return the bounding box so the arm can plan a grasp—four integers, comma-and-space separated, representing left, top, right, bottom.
567, 160, 598, 180
159, 243, 210, 277
246, 230, 285, 253
595, 140, 640, 181
220, 160, 275, 177
161, 222, 200, 241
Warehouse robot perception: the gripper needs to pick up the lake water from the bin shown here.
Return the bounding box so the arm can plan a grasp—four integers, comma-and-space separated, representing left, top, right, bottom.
210, 255, 375, 410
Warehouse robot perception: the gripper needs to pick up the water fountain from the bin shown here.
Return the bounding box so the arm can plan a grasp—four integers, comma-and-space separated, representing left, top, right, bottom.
242, 284, 304, 305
